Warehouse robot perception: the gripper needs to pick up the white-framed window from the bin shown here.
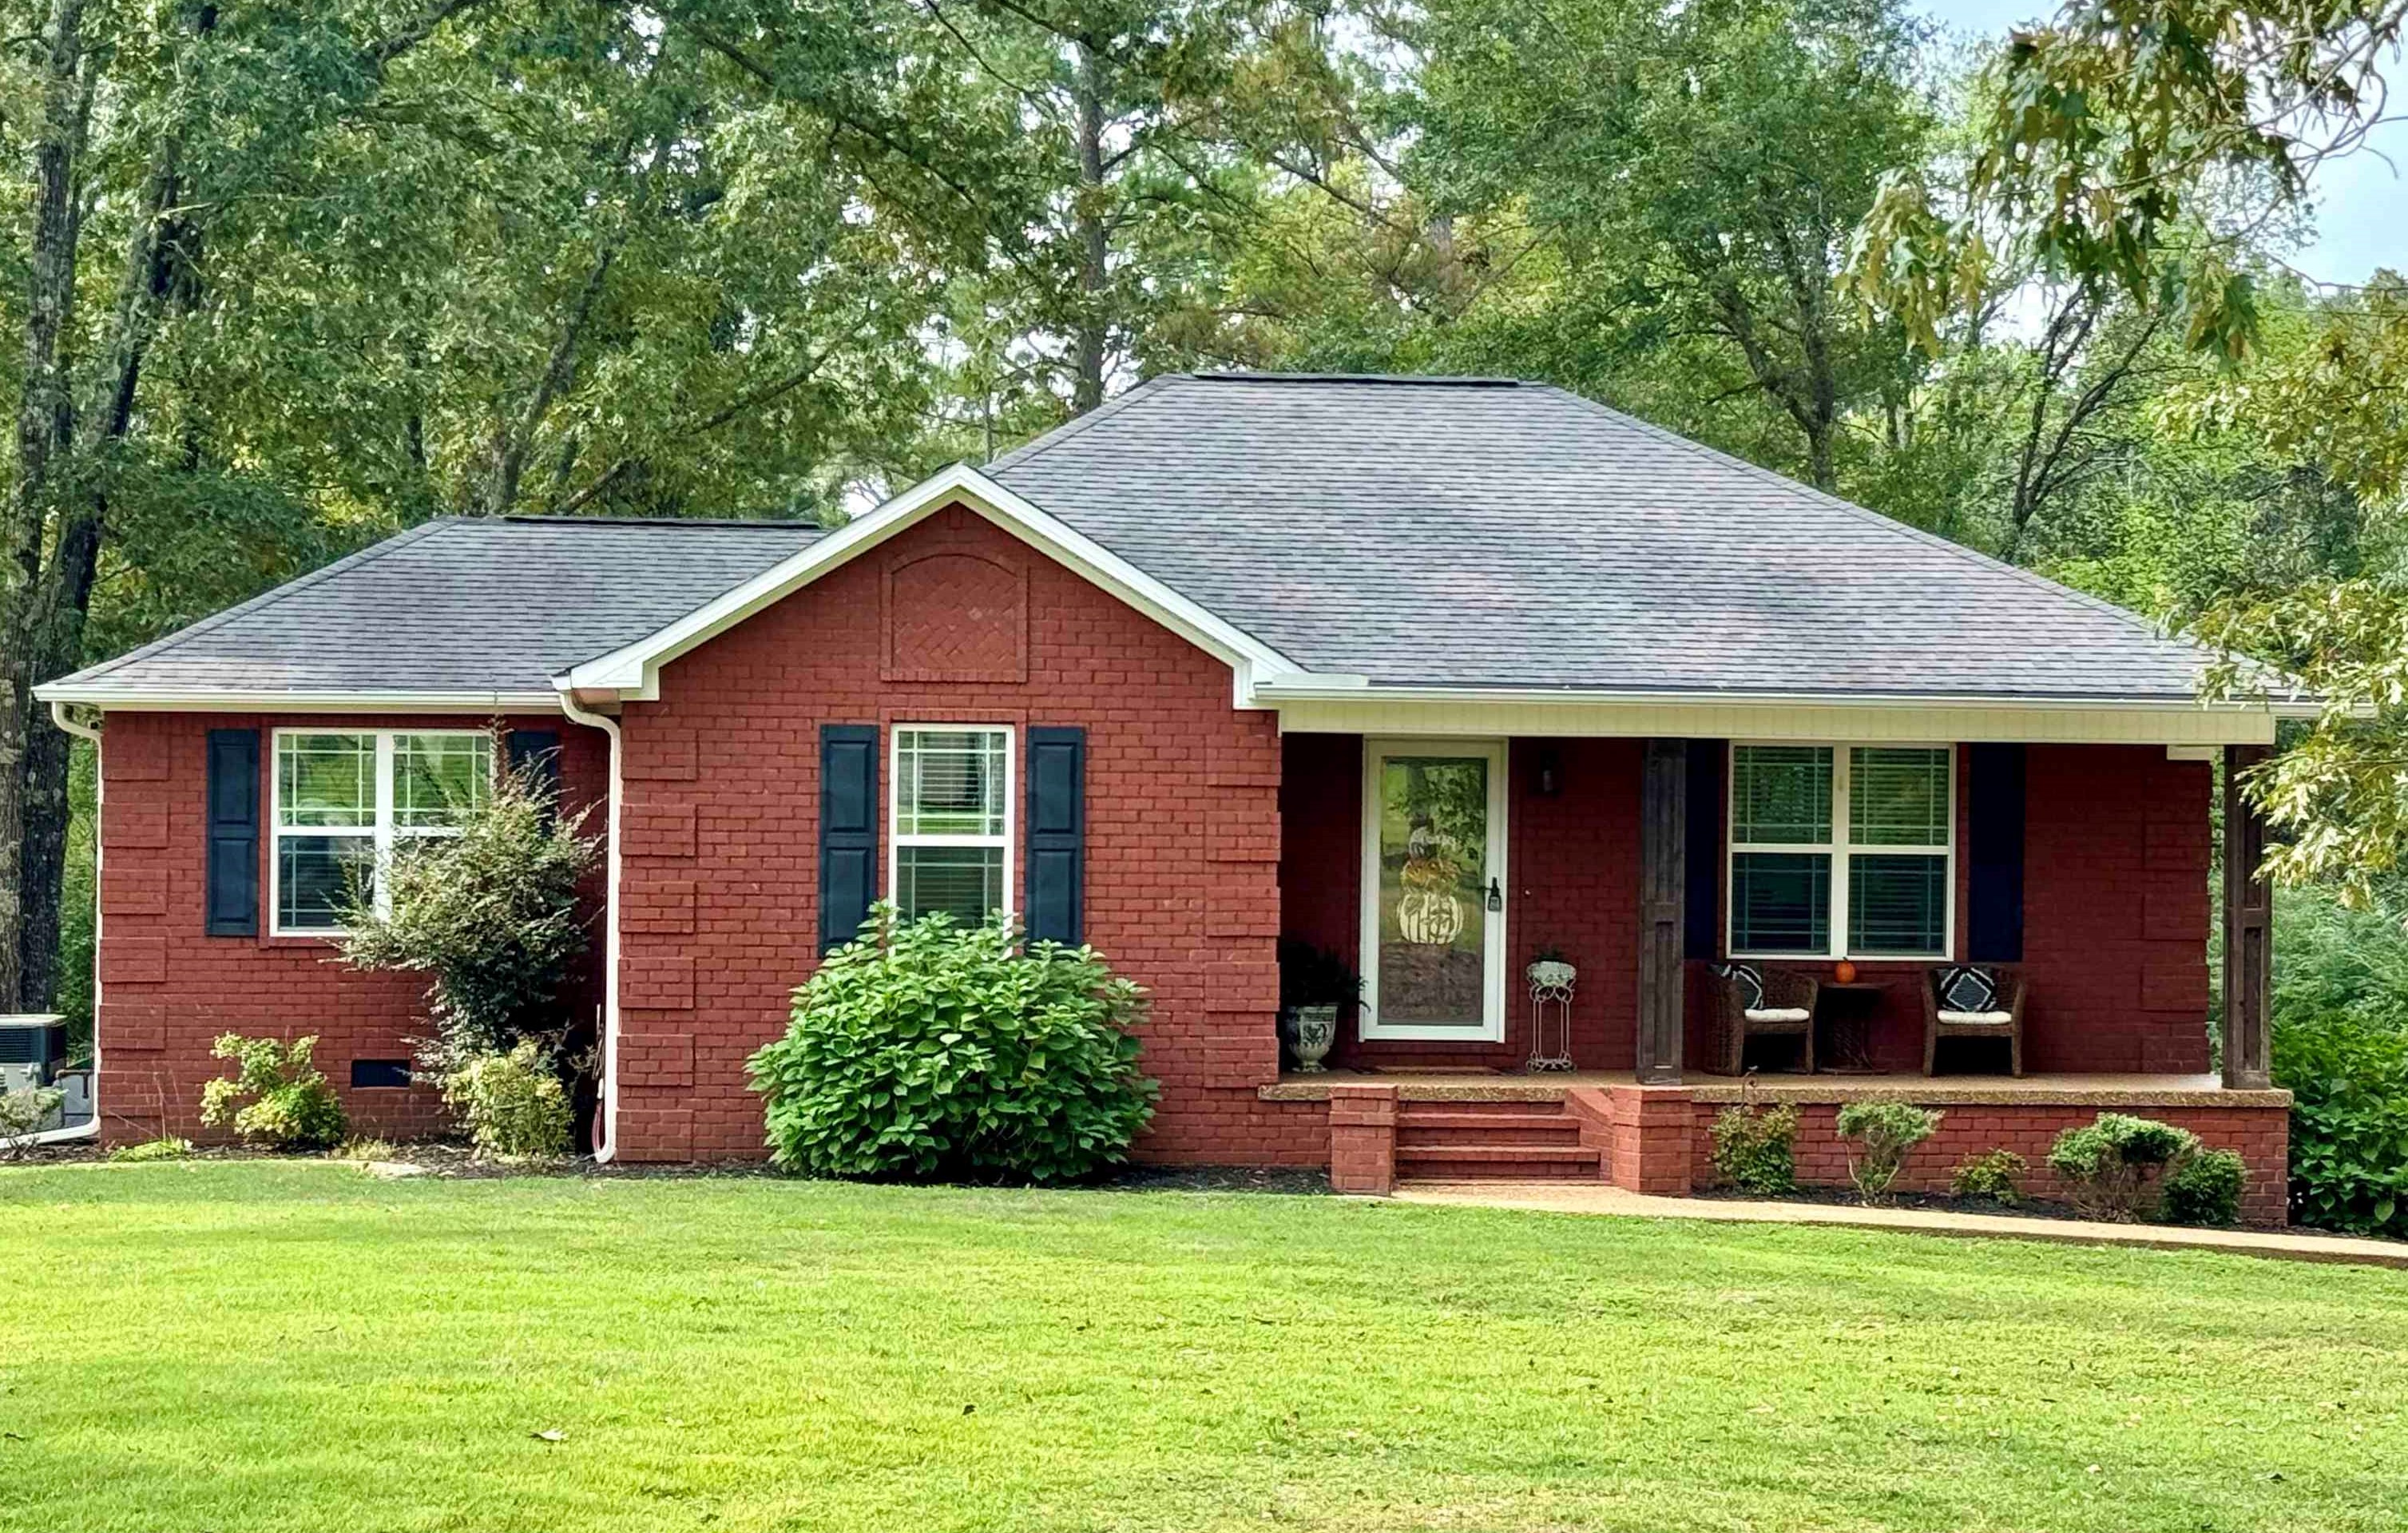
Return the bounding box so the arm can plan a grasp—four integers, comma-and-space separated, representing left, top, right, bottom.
1727, 743, 1954, 960
272, 729, 494, 935
889, 725, 1014, 925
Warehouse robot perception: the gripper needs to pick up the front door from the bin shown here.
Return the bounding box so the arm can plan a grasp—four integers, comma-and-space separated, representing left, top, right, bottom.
1359, 739, 1508, 1041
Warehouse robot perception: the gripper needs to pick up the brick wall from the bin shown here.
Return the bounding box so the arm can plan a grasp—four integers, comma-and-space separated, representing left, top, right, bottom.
89, 711, 607, 1144
2022, 745, 2214, 1073
607, 502, 1314, 1163
1688, 1099, 2288, 1225
1277, 734, 1643, 1070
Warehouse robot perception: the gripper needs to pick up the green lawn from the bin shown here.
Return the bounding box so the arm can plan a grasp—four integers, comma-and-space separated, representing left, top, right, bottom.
2, 1166, 2404, 1532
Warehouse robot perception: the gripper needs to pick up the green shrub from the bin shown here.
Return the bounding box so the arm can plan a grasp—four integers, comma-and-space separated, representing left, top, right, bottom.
2163, 1146, 2248, 1227
1709, 1101, 1799, 1195
107, 1136, 193, 1163
747, 904, 1157, 1183
335, 754, 601, 1076
198, 1034, 348, 1150
442, 1042, 573, 1162
2047, 1113, 2202, 1221
2271, 886, 2408, 1237
1949, 1148, 2027, 1205
0, 1085, 64, 1157
1834, 1101, 1942, 1205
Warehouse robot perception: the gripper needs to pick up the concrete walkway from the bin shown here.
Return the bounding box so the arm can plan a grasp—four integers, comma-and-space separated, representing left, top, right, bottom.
1393, 1180, 2408, 1269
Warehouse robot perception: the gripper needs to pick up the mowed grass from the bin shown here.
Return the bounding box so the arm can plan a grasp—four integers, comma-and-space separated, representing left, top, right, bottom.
2, 1166, 2404, 1532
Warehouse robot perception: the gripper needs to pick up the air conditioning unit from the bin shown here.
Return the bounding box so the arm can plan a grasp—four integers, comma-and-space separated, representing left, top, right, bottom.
0, 1014, 68, 1085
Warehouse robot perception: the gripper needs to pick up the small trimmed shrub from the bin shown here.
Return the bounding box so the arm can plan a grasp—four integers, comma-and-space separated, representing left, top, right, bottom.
1709, 1101, 1799, 1195
748, 904, 1157, 1183
2163, 1146, 2248, 1228
199, 1034, 348, 1150
2047, 1113, 2201, 1221
444, 1042, 573, 1162
0, 1086, 64, 1157
1949, 1148, 2028, 1205
107, 1136, 193, 1163
1834, 1101, 1942, 1205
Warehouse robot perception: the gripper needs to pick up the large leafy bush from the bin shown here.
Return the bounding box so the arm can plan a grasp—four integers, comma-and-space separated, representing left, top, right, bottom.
2270, 887, 2408, 1237
199, 1034, 347, 1150
748, 905, 1156, 1182
337, 750, 601, 1147
335, 753, 601, 1070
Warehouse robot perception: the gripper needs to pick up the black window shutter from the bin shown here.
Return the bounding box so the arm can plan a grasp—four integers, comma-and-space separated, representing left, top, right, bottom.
1683, 740, 1726, 959
204, 729, 260, 937
1025, 726, 1085, 946
507, 729, 563, 824
819, 724, 879, 955
1966, 743, 2025, 963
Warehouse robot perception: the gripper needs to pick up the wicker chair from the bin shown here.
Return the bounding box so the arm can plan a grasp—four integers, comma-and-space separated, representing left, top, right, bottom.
1922, 963, 2026, 1077
1704, 964, 1819, 1076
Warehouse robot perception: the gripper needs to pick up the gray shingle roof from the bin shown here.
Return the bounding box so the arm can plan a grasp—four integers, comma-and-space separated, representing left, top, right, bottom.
50, 373, 2218, 705
48, 516, 823, 700
985, 373, 2214, 700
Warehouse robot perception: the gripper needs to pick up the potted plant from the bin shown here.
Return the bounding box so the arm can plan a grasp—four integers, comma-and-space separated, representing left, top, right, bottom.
1525, 944, 1577, 991
1276, 939, 1359, 1073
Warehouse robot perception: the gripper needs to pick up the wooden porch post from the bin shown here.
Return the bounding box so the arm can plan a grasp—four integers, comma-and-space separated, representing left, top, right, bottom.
1637, 738, 1687, 1084
2221, 743, 2273, 1090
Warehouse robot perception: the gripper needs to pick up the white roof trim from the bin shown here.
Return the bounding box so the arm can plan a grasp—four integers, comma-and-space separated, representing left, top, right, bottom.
28, 686, 565, 713
554, 463, 1301, 703
1251, 677, 2318, 717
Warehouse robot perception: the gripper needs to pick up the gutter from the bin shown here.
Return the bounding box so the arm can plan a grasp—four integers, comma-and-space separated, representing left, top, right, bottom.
555, 689, 621, 1165
1247, 674, 2323, 717
26, 701, 102, 1146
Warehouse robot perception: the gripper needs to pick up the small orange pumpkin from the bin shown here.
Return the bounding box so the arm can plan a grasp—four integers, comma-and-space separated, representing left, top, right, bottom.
1833, 958, 1859, 984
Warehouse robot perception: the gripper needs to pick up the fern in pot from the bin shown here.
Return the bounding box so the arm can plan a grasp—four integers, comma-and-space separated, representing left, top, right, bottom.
1277, 940, 1359, 1073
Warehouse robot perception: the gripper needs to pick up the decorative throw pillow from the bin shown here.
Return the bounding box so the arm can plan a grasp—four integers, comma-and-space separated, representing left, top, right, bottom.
1938, 965, 1998, 1014
1715, 962, 1765, 1011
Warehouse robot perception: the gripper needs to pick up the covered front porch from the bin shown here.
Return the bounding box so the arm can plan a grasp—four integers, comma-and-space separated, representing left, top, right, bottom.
1266, 726, 2286, 1216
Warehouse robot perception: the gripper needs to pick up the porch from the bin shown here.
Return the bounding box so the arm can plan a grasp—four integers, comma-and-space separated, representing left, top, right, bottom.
1265, 731, 2286, 1217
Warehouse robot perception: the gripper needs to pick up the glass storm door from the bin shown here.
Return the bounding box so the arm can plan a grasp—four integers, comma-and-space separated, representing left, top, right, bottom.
1359, 740, 1508, 1041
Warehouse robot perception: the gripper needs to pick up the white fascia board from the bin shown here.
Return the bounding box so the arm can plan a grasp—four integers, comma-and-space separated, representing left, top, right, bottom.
28, 686, 565, 713
1252, 677, 2309, 714
556, 463, 1299, 705
1265, 688, 2291, 745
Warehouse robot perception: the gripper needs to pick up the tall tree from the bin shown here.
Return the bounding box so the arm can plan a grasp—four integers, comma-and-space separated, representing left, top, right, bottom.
1408, 0, 1937, 490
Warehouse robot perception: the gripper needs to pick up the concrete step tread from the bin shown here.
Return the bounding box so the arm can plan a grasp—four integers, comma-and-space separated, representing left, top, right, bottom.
1394, 1110, 1576, 1130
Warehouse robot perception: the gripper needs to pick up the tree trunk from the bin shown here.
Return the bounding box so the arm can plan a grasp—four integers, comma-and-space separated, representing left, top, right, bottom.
1070, 43, 1109, 415
0, 0, 91, 1011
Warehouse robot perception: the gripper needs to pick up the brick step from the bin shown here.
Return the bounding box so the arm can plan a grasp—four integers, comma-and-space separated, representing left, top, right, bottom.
1394, 1098, 1556, 1116
1394, 1143, 1604, 1180
1395, 1112, 1585, 1147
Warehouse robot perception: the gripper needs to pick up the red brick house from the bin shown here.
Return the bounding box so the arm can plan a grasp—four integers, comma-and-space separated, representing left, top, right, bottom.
35, 374, 2299, 1218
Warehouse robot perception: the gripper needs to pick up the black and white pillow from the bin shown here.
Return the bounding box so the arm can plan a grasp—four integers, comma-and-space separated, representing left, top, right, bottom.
1715, 962, 1765, 1011
1938, 965, 1999, 1013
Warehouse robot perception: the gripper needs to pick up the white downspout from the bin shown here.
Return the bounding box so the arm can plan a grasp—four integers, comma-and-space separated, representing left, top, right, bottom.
556, 689, 622, 1163
30, 701, 103, 1146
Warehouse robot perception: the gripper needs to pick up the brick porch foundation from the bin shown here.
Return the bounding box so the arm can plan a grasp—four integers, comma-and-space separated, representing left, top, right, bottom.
1270, 1075, 2293, 1225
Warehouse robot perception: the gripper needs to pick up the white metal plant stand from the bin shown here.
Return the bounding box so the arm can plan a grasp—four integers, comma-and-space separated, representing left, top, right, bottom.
1525, 961, 1577, 1072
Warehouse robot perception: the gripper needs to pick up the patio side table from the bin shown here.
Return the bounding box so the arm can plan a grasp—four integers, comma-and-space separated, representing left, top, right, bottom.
1814, 982, 1887, 1074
